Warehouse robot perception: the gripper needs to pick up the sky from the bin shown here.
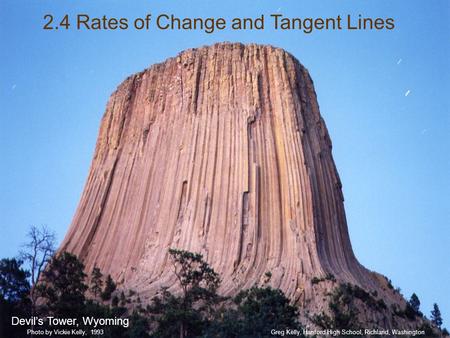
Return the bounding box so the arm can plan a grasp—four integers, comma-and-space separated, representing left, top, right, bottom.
1, 0, 449, 325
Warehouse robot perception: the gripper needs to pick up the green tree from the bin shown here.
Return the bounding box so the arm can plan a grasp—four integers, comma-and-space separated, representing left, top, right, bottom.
150, 249, 304, 338
126, 310, 151, 338
90, 266, 103, 298
0, 258, 30, 303
0, 258, 31, 338
403, 293, 422, 319
36, 252, 88, 317
408, 293, 420, 313
312, 283, 362, 330
222, 286, 303, 337
149, 248, 221, 338
150, 287, 205, 337
431, 303, 443, 328
119, 291, 126, 306
101, 274, 116, 301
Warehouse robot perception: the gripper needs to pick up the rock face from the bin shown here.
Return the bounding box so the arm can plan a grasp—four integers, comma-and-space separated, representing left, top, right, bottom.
60, 42, 405, 323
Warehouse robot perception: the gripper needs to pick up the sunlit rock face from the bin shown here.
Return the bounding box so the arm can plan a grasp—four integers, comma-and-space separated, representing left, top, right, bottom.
60, 42, 408, 325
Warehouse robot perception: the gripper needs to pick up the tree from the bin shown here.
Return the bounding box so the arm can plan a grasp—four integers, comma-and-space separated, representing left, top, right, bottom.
36, 252, 88, 317
0, 258, 30, 303
230, 286, 303, 337
150, 287, 205, 337
168, 249, 221, 302
101, 274, 116, 301
19, 225, 55, 312
205, 286, 304, 337
408, 293, 420, 313
149, 248, 222, 338
431, 303, 443, 328
34, 251, 150, 336
90, 266, 103, 298
312, 283, 362, 330
404, 292, 422, 319
149, 249, 304, 338
0, 258, 31, 338
126, 311, 150, 338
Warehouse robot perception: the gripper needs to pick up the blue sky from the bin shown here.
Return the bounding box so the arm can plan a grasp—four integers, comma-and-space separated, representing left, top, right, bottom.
1, 0, 449, 325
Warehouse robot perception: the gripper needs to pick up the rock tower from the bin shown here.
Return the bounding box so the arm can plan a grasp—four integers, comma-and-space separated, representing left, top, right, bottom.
61, 43, 413, 326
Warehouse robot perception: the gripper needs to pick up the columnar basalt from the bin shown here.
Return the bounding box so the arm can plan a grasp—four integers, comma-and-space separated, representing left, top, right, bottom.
60, 42, 408, 325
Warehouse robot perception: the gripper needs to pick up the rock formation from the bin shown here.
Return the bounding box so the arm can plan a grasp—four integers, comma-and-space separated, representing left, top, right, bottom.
60, 42, 416, 326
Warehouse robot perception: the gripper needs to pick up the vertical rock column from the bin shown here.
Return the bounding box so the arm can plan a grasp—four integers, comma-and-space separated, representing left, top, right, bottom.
60, 43, 378, 309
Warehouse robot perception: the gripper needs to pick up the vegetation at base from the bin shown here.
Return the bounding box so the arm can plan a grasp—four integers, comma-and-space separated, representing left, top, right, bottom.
90, 266, 103, 298
316, 283, 387, 318
312, 283, 363, 330
416, 320, 449, 338
390, 293, 424, 322
396, 293, 423, 320
313, 283, 449, 337
148, 248, 303, 337
37, 252, 89, 317
148, 248, 222, 337
1, 252, 148, 338
221, 286, 303, 337
101, 274, 117, 301
0, 258, 31, 338
1, 225, 448, 337
1, 241, 304, 337
311, 272, 336, 285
